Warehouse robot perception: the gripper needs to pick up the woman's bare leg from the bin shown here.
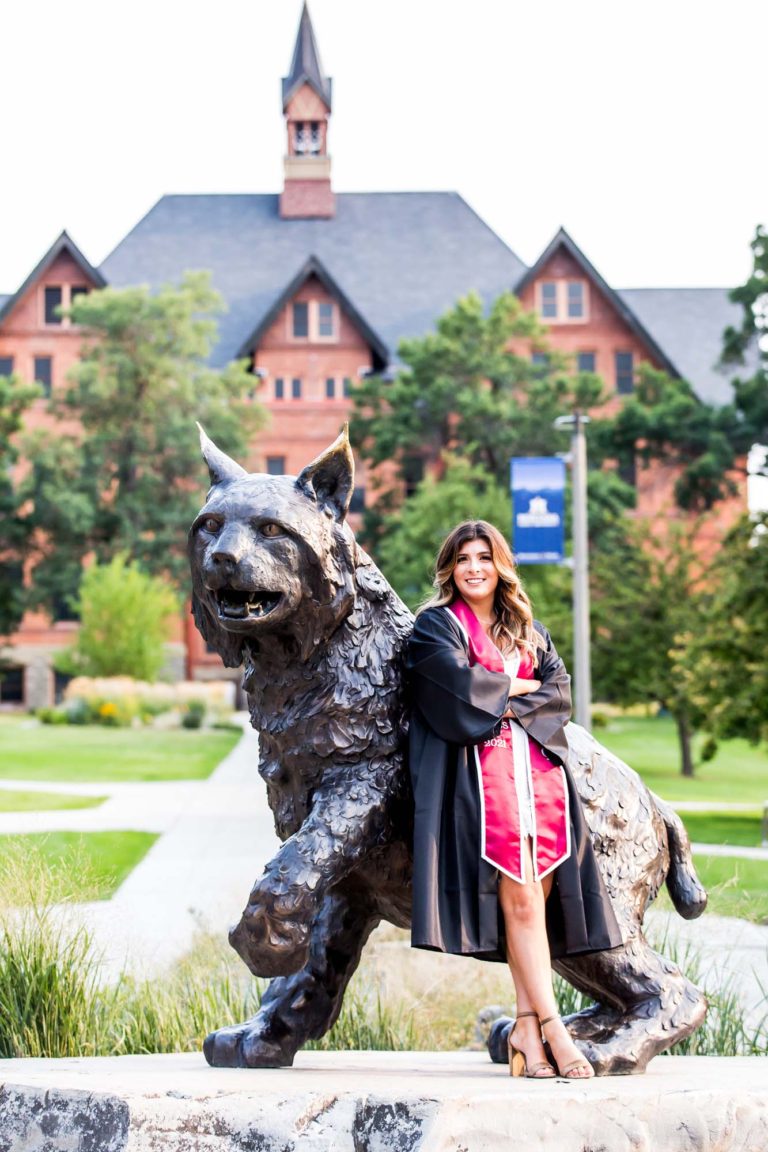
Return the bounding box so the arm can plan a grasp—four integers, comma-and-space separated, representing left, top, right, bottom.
499, 842, 592, 1077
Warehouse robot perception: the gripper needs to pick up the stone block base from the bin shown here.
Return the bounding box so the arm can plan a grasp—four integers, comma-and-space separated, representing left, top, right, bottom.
0, 1051, 765, 1151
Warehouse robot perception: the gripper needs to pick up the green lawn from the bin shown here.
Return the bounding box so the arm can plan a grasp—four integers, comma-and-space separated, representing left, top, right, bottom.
680, 812, 763, 848
0, 790, 106, 813
693, 854, 768, 925
0, 722, 241, 783
0, 831, 158, 901
597, 716, 768, 804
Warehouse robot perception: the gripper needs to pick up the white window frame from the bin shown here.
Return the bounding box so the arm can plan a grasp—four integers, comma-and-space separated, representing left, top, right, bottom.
535, 279, 589, 324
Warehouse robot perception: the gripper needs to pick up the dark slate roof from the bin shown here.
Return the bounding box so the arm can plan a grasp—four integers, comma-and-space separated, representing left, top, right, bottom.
282, 2, 332, 111
100, 192, 528, 369
0, 230, 106, 327
618, 288, 750, 407
516, 228, 680, 379
0, 295, 10, 312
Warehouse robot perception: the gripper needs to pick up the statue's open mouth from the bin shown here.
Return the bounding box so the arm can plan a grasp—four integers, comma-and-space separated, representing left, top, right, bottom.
214, 587, 282, 621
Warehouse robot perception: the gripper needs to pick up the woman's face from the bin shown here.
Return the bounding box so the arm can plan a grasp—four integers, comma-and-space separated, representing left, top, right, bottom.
452, 537, 499, 612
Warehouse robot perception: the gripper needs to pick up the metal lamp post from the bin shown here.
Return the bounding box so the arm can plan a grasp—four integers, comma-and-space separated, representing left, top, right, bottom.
554, 412, 592, 730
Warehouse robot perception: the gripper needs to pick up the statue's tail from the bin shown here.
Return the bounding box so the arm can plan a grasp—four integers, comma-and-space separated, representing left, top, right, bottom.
652, 793, 707, 920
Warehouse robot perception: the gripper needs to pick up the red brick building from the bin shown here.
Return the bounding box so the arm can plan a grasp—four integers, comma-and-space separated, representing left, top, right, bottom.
0, 3, 747, 708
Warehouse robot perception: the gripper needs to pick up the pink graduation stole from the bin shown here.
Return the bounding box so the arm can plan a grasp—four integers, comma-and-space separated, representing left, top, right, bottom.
447, 599, 570, 884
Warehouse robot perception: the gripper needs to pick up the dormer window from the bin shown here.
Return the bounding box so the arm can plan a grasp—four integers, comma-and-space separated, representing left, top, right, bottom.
292, 302, 309, 338
42, 283, 90, 327
536, 279, 589, 323
44, 286, 63, 325
290, 300, 338, 342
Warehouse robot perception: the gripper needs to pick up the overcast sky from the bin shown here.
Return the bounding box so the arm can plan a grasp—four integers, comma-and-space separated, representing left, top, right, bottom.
2, 0, 765, 294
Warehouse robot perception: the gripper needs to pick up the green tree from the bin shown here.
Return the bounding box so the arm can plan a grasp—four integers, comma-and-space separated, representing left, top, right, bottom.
0, 373, 39, 636
721, 223, 768, 452
589, 364, 741, 511
23, 272, 266, 612
676, 513, 768, 749
57, 555, 178, 681
590, 521, 710, 776
351, 291, 606, 546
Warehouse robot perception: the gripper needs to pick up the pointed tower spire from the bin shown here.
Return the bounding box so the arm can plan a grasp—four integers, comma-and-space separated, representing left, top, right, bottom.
280, 3, 335, 219
282, 2, 332, 111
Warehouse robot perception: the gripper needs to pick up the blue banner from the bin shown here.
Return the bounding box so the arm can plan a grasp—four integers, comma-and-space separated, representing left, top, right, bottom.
510, 457, 566, 564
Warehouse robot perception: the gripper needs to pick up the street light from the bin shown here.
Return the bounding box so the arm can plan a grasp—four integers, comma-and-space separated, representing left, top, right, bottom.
554, 412, 592, 730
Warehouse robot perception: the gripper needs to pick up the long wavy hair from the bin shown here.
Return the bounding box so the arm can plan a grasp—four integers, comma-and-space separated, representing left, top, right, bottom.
418, 520, 545, 664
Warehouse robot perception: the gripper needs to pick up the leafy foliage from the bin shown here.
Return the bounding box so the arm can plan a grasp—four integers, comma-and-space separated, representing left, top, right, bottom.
22, 272, 266, 611
591, 364, 741, 510
0, 373, 39, 636
676, 513, 768, 748
591, 521, 711, 775
721, 223, 768, 450
56, 555, 178, 681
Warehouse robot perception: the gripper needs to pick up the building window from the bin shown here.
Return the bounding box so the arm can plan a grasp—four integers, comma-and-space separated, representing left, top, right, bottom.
568, 281, 585, 318
615, 351, 634, 394
618, 455, 637, 488
292, 378, 302, 399
343, 377, 352, 398
531, 352, 550, 369
274, 377, 285, 400
577, 351, 596, 373
540, 282, 557, 319
536, 279, 589, 323
349, 486, 366, 513
44, 286, 63, 325
70, 285, 89, 308
266, 456, 285, 475
403, 455, 425, 498
318, 302, 335, 338
0, 665, 24, 705
34, 356, 53, 397
325, 377, 336, 399
0, 357, 14, 377
292, 302, 309, 338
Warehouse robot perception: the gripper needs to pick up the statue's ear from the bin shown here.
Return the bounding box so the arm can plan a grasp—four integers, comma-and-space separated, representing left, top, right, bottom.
296, 425, 355, 521
197, 423, 248, 488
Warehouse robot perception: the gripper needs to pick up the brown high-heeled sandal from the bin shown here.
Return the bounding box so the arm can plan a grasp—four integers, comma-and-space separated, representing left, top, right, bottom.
508, 1011, 557, 1078
539, 1014, 595, 1079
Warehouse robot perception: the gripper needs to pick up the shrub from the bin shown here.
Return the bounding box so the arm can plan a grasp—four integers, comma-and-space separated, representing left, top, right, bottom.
56, 555, 178, 682
181, 699, 206, 730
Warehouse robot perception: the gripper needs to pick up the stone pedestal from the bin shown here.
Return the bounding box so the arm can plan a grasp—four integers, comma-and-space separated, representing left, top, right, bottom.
0, 1051, 765, 1151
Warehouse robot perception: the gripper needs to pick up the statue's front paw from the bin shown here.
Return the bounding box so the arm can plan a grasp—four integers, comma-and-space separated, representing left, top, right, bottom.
203, 1018, 296, 1068
229, 888, 312, 977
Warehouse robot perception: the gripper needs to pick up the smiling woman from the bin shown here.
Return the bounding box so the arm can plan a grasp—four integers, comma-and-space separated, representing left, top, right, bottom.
406, 519, 622, 1079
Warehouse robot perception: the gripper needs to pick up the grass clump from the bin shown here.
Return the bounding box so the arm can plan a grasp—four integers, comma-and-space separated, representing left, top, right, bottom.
0, 832, 158, 902
0, 847, 115, 1057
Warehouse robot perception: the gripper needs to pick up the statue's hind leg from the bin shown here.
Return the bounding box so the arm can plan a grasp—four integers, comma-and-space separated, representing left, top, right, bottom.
489, 935, 707, 1074
204, 882, 377, 1068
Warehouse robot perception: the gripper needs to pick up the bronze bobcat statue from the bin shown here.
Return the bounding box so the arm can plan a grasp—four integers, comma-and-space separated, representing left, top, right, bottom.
189, 427, 706, 1074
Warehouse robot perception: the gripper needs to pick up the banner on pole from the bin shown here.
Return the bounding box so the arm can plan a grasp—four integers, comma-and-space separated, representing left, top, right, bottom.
510, 457, 566, 564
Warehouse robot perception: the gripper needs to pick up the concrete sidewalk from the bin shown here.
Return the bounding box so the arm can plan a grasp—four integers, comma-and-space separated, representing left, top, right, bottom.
73, 723, 280, 979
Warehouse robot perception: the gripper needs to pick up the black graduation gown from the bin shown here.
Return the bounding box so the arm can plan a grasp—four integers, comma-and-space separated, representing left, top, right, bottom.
406, 606, 623, 961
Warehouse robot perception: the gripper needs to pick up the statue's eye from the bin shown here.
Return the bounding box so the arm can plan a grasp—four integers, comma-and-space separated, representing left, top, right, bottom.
200, 517, 221, 534
260, 522, 284, 538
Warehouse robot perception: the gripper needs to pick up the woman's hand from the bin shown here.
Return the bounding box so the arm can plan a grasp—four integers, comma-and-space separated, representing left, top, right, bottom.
508, 677, 541, 698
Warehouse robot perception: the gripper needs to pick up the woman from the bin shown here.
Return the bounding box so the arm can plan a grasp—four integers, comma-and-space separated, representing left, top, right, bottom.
406, 520, 622, 1079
